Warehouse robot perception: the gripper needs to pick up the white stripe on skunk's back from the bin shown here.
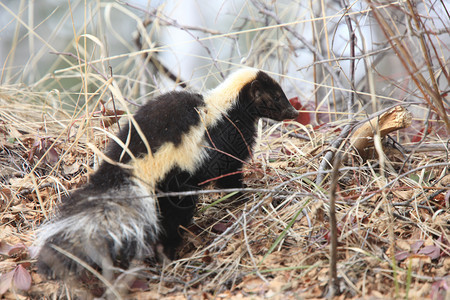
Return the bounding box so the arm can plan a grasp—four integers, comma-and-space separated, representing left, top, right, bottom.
131, 117, 210, 190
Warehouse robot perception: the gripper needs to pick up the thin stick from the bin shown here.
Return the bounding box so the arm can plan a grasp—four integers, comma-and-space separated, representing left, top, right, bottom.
342, 0, 356, 116
328, 153, 341, 298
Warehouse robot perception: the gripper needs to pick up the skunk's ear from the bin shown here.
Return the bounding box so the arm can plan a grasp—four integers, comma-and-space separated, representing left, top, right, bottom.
250, 80, 262, 99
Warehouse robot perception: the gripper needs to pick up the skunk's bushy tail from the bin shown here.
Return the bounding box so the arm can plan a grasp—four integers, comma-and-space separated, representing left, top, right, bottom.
36, 180, 159, 280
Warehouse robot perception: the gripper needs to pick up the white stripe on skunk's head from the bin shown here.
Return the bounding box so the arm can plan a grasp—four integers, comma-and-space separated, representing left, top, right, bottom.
203, 68, 298, 125
203, 68, 259, 126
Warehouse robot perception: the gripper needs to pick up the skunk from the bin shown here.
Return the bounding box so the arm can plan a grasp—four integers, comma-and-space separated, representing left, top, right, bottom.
36, 68, 297, 293
156, 69, 298, 258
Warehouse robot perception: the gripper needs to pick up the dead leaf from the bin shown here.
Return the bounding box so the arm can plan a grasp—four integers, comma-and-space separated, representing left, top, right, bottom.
395, 251, 410, 261
419, 245, 440, 260
0, 241, 13, 256
397, 240, 410, 251
62, 161, 81, 175
438, 174, 450, 187
392, 190, 414, 201
268, 275, 288, 293
411, 240, 424, 253
212, 222, 232, 233
7, 244, 28, 258
238, 276, 267, 294
8, 177, 34, 190
13, 265, 32, 291
0, 269, 14, 295
130, 279, 149, 291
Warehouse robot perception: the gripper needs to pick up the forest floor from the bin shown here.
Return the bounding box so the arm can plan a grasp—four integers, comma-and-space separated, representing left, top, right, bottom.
0, 88, 449, 300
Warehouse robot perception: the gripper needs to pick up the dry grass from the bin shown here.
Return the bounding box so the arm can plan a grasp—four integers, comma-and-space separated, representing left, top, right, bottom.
1, 0, 449, 299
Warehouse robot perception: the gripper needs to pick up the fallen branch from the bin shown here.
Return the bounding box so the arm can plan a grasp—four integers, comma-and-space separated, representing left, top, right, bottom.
350, 106, 412, 159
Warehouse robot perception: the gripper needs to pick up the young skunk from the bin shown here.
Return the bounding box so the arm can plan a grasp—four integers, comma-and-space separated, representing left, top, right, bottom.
36, 68, 298, 294
156, 69, 298, 258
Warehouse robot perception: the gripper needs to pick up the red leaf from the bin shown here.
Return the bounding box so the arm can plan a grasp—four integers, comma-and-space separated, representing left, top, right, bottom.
288, 97, 311, 125
212, 222, 231, 233
13, 265, 32, 291
47, 147, 59, 164
130, 279, 148, 291
418, 245, 440, 260
202, 250, 213, 264
411, 125, 433, 143
411, 240, 424, 253
394, 251, 410, 261
0, 270, 14, 295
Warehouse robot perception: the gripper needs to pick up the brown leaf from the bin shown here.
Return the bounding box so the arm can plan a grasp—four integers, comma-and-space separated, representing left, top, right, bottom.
201, 250, 212, 264
130, 279, 148, 291
212, 222, 231, 233
47, 147, 59, 164
8, 244, 28, 258
101, 109, 125, 128
0, 269, 14, 294
28, 137, 59, 165
0, 241, 13, 256
62, 161, 81, 175
238, 276, 267, 293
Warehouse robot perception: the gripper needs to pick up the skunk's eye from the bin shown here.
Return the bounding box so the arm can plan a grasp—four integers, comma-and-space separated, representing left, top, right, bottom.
274, 96, 280, 102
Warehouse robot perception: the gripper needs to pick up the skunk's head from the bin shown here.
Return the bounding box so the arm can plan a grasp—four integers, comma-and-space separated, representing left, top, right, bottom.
244, 71, 298, 121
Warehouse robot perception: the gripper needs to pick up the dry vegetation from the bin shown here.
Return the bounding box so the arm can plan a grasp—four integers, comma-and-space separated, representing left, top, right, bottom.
0, 0, 449, 299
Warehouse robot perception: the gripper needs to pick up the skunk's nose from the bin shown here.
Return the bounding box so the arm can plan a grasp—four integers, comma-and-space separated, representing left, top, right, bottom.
282, 106, 299, 120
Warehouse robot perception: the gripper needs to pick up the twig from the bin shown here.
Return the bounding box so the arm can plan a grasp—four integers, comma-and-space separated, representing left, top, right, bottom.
328, 154, 341, 299
155, 187, 312, 201
49, 51, 107, 80
298, 45, 393, 72
108, 66, 121, 131
349, 106, 412, 159
315, 123, 355, 186
342, 0, 356, 116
